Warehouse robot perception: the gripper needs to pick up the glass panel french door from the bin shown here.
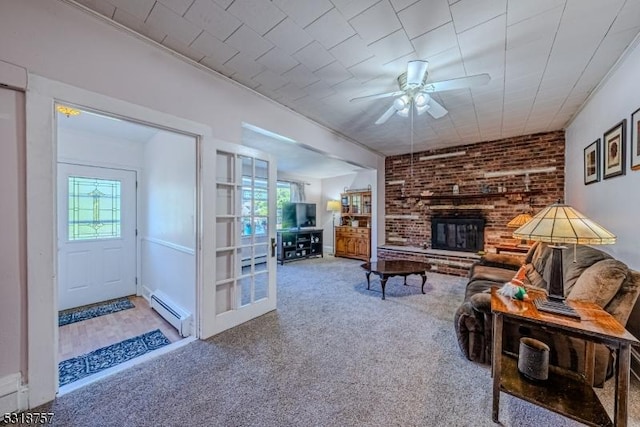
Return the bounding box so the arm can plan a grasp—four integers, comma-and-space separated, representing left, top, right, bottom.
200, 140, 276, 338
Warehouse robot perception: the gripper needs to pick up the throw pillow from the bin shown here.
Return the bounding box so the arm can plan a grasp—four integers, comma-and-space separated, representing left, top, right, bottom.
567, 259, 628, 308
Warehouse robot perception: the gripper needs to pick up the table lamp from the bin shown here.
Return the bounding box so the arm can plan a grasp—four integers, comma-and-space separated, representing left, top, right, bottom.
507, 212, 533, 246
512, 202, 616, 318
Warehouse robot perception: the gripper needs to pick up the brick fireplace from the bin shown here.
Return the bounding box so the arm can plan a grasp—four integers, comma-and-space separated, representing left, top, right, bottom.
383, 130, 565, 256
431, 217, 485, 252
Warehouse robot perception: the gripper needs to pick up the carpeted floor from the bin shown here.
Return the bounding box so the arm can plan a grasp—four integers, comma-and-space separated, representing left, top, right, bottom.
32, 257, 640, 426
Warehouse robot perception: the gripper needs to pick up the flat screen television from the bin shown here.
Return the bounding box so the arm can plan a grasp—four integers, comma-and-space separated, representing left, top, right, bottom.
282, 202, 316, 229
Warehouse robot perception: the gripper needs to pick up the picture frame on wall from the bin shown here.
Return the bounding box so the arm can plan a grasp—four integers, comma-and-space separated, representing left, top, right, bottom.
603, 119, 626, 179
631, 107, 640, 171
583, 139, 600, 185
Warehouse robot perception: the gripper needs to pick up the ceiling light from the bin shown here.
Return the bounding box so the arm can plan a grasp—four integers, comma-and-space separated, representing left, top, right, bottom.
393, 95, 409, 111
56, 105, 81, 117
414, 93, 430, 108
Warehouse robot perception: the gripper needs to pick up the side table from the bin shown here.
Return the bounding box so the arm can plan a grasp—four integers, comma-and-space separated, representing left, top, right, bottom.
491, 287, 638, 426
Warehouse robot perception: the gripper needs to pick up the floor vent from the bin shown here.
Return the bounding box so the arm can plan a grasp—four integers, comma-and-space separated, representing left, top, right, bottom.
150, 291, 191, 337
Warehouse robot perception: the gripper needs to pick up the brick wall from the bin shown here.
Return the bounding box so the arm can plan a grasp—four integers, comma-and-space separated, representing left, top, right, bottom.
384, 131, 565, 252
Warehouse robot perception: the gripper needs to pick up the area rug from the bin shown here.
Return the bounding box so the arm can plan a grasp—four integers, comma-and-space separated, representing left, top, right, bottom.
58, 297, 135, 327
58, 329, 170, 386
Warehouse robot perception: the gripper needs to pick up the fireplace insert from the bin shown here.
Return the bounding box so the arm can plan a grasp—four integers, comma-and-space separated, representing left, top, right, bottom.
431, 217, 484, 252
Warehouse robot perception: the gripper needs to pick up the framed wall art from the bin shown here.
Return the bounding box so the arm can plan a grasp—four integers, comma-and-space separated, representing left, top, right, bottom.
631, 107, 640, 171
583, 139, 600, 184
603, 119, 626, 179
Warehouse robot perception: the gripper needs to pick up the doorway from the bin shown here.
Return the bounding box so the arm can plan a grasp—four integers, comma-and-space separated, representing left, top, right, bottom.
55, 105, 196, 387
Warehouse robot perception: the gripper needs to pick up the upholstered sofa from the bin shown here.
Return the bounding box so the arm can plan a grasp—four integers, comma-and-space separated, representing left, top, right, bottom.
454, 242, 640, 386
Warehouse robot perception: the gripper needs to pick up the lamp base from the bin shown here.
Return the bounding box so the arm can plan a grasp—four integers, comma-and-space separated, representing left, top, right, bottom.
533, 298, 581, 320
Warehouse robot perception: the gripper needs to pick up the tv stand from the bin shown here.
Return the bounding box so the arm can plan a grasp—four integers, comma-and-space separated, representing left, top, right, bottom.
277, 229, 323, 265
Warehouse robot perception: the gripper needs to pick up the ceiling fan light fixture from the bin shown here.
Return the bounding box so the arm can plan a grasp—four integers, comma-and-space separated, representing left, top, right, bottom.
414, 92, 430, 108
393, 95, 409, 111
397, 106, 410, 117
416, 103, 430, 116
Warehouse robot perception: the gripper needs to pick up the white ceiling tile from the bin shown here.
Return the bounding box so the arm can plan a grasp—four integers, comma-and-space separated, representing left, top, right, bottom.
411, 23, 457, 59
272, 0, 334, 28
610, 0, 640, 34
226, 25, 273, 60
389, 0, 420, 12
257, 47, 299, 75
158, 0, 193, 16
191, 31, 238, 63
328, 35, 374, 68
305, 80, 336, 99
293, 41, 335, 71
315, 61, 353, 87
506, 5, 562, 51
275, 82, 309, 100
109, 0, 155, 20
184, 0, 242, 41
349, 1, 402, 44
199, 56, 235, 77
253, 69, 288, 90
213, 0, 233, 8
398, 0, 452, 39
305, 9, 355, 49
367, 30, 414, 64
228, 0, 286, 36
75, 0, 115, 18
230, 73, 260, 89
331, 0, 379, 20
146, 3, 200, 45
457, 14, 506, 76
113, 8, 166, 43
347, 56, 388, 82
422, 47, 465, 81
224, 53, 266, 78
264, 18, 313, 55
451, 0, 506, 34
162, 36, 206, 62
282, 64, 320, 88
506, 0, 565, 26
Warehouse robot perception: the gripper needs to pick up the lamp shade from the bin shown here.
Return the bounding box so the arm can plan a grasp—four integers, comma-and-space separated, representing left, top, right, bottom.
326, 200, 341, 212
512, 203, 616, 245
507, 213, 533, 228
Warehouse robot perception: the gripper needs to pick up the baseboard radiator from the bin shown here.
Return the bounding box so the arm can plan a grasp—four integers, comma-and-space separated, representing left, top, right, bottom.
149, 291, 192, 337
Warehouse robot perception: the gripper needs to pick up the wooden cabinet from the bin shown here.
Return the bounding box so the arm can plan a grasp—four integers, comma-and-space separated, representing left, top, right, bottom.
277, 229, 323, 265
335, 188, 372, 261
335, 226, 370, 261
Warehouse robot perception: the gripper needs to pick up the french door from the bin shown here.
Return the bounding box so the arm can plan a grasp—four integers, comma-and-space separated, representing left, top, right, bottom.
57, 163, 137, 310
200, 140, 277, 338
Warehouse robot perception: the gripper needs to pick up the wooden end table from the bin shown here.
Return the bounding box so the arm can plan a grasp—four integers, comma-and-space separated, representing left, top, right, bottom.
360, 260, 430, 300
491, 287, 639, 426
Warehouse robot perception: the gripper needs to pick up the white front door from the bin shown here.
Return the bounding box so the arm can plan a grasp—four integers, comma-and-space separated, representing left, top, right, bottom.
57, 163, 137, 310
200, 140, 277, 338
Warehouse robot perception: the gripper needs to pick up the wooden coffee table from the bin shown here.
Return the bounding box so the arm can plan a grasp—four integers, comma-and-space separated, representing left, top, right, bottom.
361, 260, 430, 300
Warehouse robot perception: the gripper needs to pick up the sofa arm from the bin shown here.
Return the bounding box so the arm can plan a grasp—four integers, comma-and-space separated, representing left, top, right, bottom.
469, 292, 491, 313
477, 253, 522, 270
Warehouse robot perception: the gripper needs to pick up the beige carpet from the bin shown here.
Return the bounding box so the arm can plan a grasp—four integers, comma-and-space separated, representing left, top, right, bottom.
31, 256, 640, 426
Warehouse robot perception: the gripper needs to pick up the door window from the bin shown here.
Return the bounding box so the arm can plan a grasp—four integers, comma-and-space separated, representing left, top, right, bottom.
68, 176, 122, 241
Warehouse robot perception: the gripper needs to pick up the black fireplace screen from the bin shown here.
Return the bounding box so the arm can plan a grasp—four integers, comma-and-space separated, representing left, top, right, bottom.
431, 217, 484, 252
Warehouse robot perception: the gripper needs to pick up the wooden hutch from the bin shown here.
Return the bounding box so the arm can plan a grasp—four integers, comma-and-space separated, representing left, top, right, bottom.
335, 188, 371, 261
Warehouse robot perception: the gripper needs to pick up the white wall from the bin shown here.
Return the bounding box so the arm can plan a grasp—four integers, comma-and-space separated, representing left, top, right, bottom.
57, 127, 145, 170
0, 87, 28, 413
565, 37, 640, 270
141, 131, 196, 315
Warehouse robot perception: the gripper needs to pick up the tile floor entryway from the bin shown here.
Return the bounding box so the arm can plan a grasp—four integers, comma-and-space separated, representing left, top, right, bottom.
58, 296, 183, 361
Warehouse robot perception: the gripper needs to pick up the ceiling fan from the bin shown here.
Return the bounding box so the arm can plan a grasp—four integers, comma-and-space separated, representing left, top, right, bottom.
350, 60, 491, 125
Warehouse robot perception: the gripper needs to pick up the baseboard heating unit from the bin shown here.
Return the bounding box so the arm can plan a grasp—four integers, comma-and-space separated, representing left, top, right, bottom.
149, 291, 192, 337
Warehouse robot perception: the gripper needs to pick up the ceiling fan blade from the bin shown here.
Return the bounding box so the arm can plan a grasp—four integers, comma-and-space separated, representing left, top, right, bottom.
427, 99, 448, 119
425, 73, 491, 93
406, 60, 429, 87
350, 90, 404, 103
375, 104, 397, 125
